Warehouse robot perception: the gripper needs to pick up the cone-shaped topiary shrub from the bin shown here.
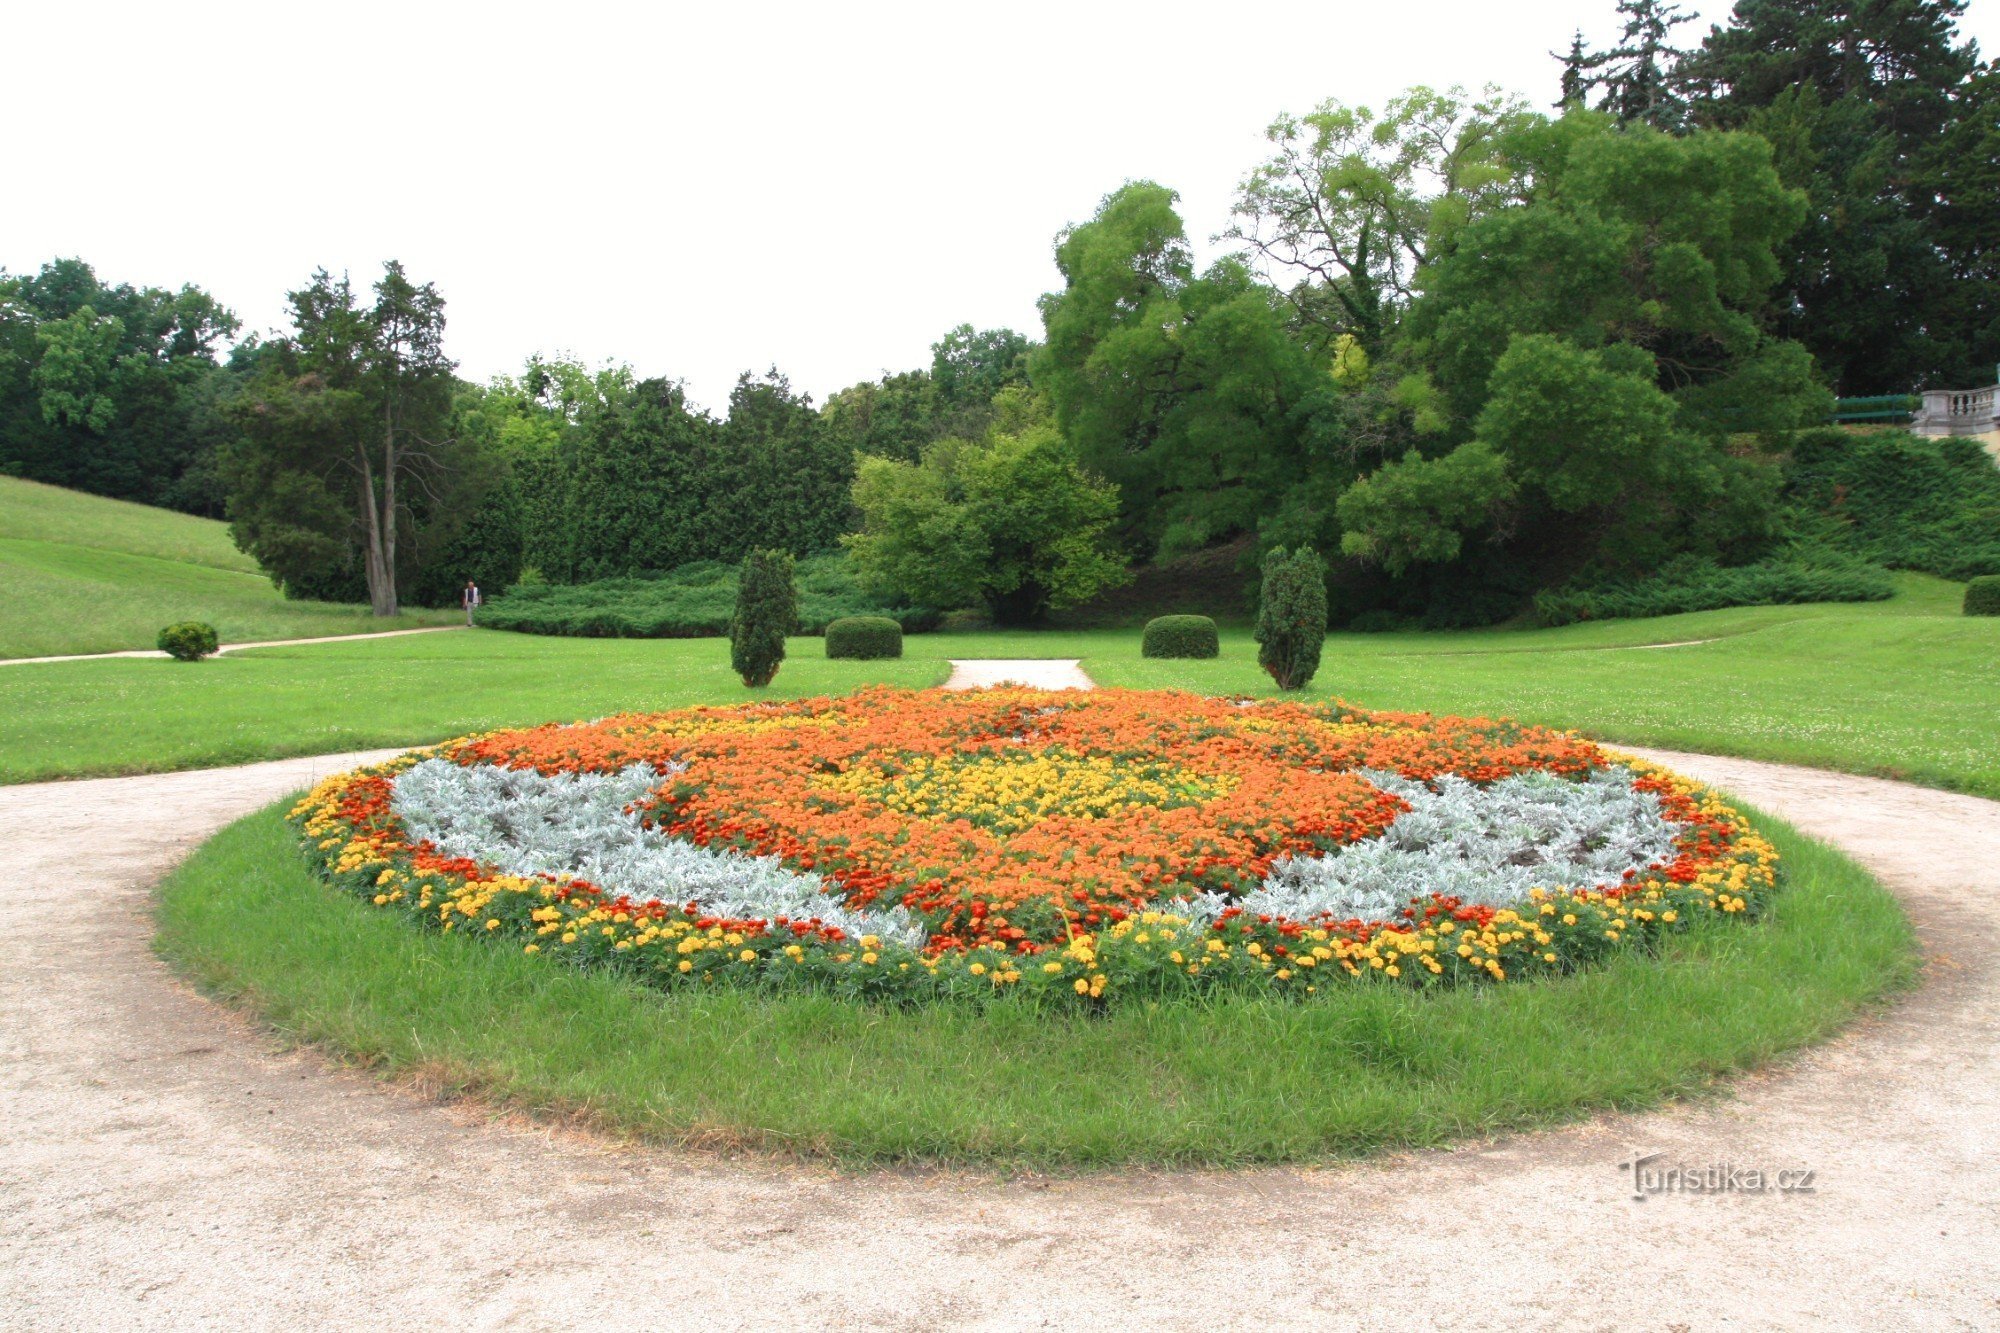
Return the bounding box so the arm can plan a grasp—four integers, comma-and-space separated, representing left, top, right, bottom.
1967, 575, 2000, 616
1141, 615, 1219, 659
730, 550, 797, 686
157, 621, 220, 662
825, 615, 903, 659
1254, 546, 1327, 690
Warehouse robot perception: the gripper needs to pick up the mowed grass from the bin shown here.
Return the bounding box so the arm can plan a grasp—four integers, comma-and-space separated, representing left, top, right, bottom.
0, 630, 946, 782
0, 477, 456, 657
1084, 573, 2000, 797
155, 801, 1916, 1167
8, 573, 1998, 794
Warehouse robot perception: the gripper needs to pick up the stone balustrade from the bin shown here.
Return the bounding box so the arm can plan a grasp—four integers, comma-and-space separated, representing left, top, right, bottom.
1914, 383, 2000, 437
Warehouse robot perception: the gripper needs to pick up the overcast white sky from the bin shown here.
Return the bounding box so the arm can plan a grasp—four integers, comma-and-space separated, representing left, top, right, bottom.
7, 1, 1994, 411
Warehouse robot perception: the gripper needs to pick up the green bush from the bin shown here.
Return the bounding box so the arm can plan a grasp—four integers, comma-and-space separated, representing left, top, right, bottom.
730, 550, 796, 687
1254, 547, 1327, 691
1533, 554, 1896, 626
156, 621, 220, 661
1966, 576, 2000, 617
1141, 615, 1219, 658
824, 615, 903, 659
1783, 429, 2000, 580
476, 553, 938, 639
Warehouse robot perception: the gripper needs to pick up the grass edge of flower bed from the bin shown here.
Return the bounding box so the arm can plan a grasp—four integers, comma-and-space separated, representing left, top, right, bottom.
153, 799, 1919, 1170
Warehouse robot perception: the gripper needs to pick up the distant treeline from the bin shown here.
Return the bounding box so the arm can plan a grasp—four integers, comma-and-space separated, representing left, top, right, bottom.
6, 0, 1996, 626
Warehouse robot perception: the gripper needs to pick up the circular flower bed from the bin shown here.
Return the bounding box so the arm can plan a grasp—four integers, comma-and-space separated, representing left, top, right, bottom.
290, 687, 1777, 1004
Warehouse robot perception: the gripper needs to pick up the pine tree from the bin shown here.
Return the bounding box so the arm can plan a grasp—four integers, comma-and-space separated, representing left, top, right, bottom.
1557, 31, 1592, 108
1676, 0, 1990, 390
1561, 0, 1698, 131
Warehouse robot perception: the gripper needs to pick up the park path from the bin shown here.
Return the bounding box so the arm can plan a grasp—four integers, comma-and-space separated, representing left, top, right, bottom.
3, 716, 1998, 1325
0, 624, 465, 667
942, 657, 1094, 690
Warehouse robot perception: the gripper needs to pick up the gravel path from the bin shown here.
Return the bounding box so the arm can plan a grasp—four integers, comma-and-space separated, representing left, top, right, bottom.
1, 624, 465, 667
3, 741, 1997, 1328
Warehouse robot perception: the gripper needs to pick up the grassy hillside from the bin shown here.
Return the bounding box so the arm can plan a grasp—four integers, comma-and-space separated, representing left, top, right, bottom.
0, 477, 455, 658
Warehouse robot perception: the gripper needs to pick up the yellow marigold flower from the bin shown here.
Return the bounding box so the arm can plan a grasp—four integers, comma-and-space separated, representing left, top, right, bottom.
1073, 978, 1090, 994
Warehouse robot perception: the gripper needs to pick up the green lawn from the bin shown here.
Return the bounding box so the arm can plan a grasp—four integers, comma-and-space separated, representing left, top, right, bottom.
1091, 573, 2000, 798
7, 572, 1994, 795
0, 477, 457, 657
155, 800, 1915, 1167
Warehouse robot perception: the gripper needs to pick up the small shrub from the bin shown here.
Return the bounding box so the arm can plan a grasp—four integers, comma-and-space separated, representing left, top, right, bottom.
730, 550, 797, 687
825, 615, 903, 659
1966, 576, 2000, 617
156, 621, 220, 662
1141, 615, 1219, 659
1255, 547, 1327, 691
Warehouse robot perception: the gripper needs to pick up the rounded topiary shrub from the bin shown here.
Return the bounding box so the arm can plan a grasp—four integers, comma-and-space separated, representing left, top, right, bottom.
1967, 576, 2000, 617
1141, 615, 1219, 659
157, 621, 220, 662
730, 550, 797, 687
825, 615, 903, 659
1255, 546, 1327, 691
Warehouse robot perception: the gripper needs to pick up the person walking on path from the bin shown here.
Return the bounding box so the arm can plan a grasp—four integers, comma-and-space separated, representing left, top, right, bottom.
462, 580, 481, 626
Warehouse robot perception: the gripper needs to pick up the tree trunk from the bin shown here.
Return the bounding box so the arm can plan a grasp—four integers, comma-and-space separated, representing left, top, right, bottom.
380, 394, 399, 616
356, 437, 397, 617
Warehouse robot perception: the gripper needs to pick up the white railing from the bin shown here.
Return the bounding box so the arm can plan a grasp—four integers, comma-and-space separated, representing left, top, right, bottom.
1914, 384, 2000, 436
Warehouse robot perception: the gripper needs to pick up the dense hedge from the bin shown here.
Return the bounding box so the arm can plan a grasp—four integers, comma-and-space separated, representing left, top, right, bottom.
825, 615, 904, 659
1532, 555, 1895, 626
156, 621, 220, 661
479, 554, 939, 639
1967, 576, 2000, 616
1783, 429, 2000, 581
1141, 615, 1219, 658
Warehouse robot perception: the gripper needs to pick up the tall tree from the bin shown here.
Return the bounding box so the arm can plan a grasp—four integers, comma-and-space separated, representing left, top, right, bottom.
1035, 181, 1318, 555
820, 369, 938, 464
930, 325, 1032, 415
0, 258, 239, 510
1677, 0, 1988, 390
1566, 0, 1699, 130
226, 263, 461, 615
1336, 116, 1823, 609
1223, 86, 1535, 351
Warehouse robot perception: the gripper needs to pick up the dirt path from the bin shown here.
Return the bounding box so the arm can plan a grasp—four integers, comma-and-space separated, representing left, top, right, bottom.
3, 745, 1997, 1329
1, 624, 465, 667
